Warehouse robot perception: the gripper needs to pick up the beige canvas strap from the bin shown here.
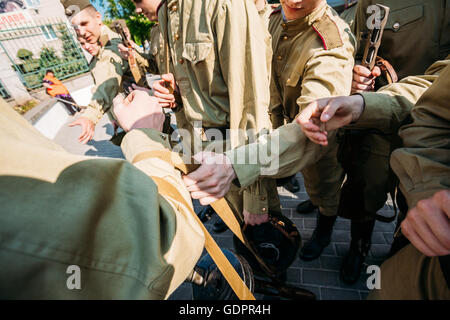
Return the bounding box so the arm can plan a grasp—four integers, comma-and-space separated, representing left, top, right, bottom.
149, 175, 255, 300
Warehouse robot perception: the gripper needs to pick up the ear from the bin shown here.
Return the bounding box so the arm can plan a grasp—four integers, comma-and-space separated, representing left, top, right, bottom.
95, 11, 103, 25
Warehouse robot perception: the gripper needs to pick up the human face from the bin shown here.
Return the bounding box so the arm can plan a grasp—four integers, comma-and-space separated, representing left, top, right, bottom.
78, 37, 101, 56
280, 0, 326, 20
71, 7, 103, 44
133, 0, 161, 21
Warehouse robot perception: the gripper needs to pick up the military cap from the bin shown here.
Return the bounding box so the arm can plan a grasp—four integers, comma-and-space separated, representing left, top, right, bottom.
113, 19, 127, 29
60, 0, 92, 18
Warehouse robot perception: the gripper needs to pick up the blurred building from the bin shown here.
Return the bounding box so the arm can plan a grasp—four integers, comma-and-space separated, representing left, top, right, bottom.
0, 0, 89, 104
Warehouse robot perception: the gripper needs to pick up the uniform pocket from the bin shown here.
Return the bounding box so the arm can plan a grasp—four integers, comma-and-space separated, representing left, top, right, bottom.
286, 70, 302, 88
181, 42, 213, 64
385, 5, 424, 32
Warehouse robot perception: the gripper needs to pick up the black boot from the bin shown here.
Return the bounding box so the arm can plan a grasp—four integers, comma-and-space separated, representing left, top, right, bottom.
284, 176, 301, 193
340, 219, 375, 284
299, 213, 337, 261
296, 199, 318, 214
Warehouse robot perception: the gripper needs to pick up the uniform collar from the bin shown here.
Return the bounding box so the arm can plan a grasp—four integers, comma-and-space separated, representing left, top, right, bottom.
98, 25, 120, 48
280, 1, 328, 32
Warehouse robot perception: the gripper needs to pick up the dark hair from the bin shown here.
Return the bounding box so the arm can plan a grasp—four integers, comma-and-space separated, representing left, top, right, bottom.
45, 70, 54, 75
132, 0, 142, 3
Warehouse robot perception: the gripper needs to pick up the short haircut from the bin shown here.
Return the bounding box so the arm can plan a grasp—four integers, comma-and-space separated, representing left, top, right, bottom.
45, 70, 54, 75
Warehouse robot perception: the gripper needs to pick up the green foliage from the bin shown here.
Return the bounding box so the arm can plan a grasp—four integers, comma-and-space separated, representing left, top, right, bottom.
13, 99, 38, 115
93, 0, 155, 45
17, 48, 33, 60
39, 46, 61, 68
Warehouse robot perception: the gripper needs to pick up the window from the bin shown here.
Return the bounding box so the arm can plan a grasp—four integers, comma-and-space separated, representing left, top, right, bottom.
40, 25, 57, 41
25, 0, 41, 8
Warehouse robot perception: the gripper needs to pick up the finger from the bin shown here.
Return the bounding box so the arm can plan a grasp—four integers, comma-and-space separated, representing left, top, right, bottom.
435, 190, 450, 219
199, 196, 220, 206
78, 126, 89, 143
153, 81, 170, 94
371, 66, 382, 77
320, 99, 341, 123
353, 65, 373, 78
154, 90, 175, 101
410, 212, 450, 256
352, 81, 373, 92
190, 190, 223, 200
68, 119, 82, 127
301, 122, 321, 133
401, 219, 440, 256
305, 131, 328, 145
353, 73, 375, 85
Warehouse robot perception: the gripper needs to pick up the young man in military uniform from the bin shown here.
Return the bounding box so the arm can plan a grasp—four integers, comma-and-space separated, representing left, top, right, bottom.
331, 0, 450, 283
132, 0, 281, 229
62, 0, 150, 145
0, 91, 206, 299
266, 0, 355, 264
296, 59, 450, 299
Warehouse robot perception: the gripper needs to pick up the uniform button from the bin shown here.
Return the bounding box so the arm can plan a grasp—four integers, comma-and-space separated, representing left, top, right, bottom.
393, 22, 400, 31
179, 58, 184, 64
281, 23, 287, 30
261, 196, 266, 201
171, 5, 178, 12
283, 35, 288, 40
277, 55, 282, 60
261, 207, 267, 212
174, 33, 180, 40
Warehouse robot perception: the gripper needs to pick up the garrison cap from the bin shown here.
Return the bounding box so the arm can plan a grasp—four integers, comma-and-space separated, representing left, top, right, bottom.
60, 0, 92, 18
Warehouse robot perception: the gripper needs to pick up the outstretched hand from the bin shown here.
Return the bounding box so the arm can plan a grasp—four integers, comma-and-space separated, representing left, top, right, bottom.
68, 116, 95, 144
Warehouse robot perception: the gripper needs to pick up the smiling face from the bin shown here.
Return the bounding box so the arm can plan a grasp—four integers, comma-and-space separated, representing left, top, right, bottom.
70, 6, 103, 44
78, 36, 101, 56
133, 0, 161, 21
280, 0, 326, 20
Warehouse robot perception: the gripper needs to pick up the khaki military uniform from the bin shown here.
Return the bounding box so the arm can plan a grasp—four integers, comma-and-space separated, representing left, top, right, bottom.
339, 0, 450, 222
339, 1, 358, 28
268, 3, 355, 216
81, 25, 127, 124
0, 98, 204, 299
353, 0, 450, 81
366, 64, 450, 299
155, 0, 279, 218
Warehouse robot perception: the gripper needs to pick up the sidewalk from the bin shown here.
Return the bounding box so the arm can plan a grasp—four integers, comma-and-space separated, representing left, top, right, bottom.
53, 114, 396, 300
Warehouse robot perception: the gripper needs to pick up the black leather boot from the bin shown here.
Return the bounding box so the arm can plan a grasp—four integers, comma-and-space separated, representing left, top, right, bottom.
299, 213, 337, 261
296, 199, 318, 214
340, 219, 375, 284
284, 176, 301, 193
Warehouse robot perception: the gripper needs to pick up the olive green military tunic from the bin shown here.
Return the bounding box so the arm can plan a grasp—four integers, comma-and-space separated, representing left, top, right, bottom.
268, 2, 355, 216
0, 98, 204, 299
352, 0, 450, 81
367, 64, 450, 299
81, 25, 127, 124
155, 0, 279, 217
225, 58, 449, 204
339, 0, 450, 221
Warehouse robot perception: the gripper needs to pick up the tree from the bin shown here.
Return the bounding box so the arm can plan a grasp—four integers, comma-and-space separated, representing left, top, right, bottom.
93, 0, 155, 45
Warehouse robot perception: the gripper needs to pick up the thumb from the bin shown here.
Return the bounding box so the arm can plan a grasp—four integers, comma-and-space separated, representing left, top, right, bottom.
320, 100, 338, 122
296, 101, 318, 126
372, 66, 382, 77
68, 118, 82, 127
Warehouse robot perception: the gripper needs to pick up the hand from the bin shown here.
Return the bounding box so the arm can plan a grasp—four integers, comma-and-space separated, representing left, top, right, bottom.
401, 190, 450, 257
152, 73, 178, 108
182, 152, 237, 205
113, 90, 165, 132
243, 209, 269, 226
118, 43, 131, 60
351, 64, 381, 94
131, 83, 151, 95
68, 116, 95, 144
296, 95, 365, 146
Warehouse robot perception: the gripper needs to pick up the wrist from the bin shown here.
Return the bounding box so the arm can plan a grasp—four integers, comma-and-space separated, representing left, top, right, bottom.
350, 94, 365, 123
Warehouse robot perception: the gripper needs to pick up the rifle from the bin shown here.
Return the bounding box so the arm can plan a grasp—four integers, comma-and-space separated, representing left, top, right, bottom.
113, 21, 142, 85
361, 4, 398, 84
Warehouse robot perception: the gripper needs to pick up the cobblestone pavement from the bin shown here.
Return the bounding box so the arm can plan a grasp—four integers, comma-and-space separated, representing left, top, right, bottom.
53, 114, 396, 300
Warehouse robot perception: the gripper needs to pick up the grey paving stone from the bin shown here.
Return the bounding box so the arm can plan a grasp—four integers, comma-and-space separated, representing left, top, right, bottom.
320, 255, 343, 271
371, 232, 387, 244
335, 243, 350, 257
369, 244, 391, 259
293, 256, 321, 268
334, 218, 351, 230
331, 230, 351, 242
373, 220, 396, 232
383, 232, 394, 245
320, 287, 360, 300
285, 267, 301, 283
302, 269, 340, 287
303, 217, 318, 229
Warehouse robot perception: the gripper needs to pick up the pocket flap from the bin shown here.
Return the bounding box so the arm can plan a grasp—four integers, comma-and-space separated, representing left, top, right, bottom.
182, 42, 213, 64
385, 5, 424, 31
